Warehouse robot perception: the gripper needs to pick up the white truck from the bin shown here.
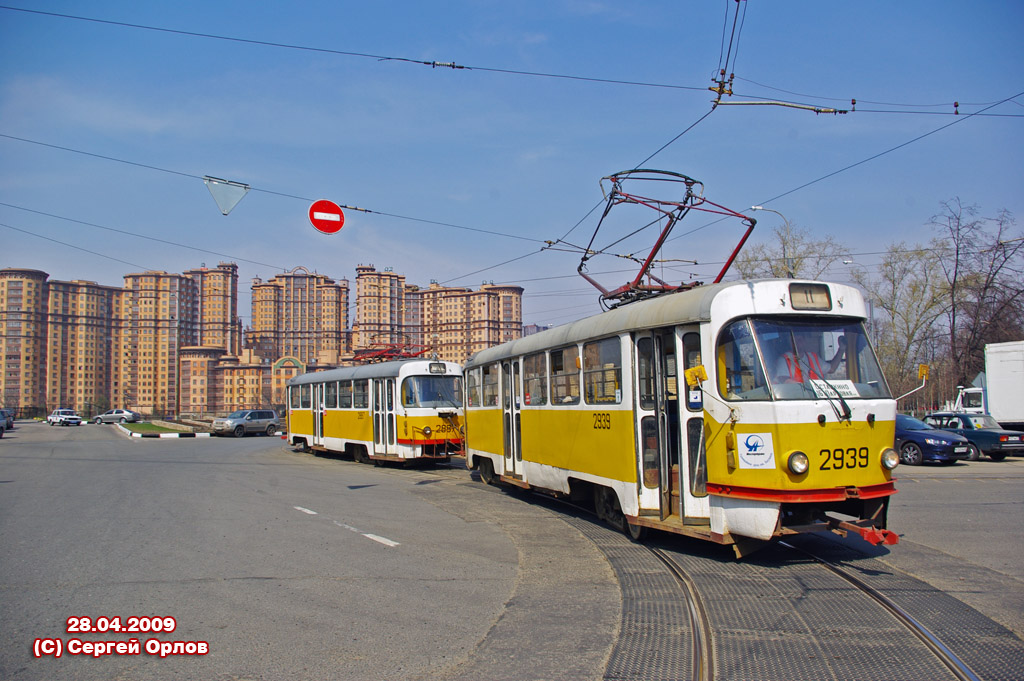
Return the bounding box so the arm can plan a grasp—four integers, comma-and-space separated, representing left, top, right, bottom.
953, 340, 1024, 431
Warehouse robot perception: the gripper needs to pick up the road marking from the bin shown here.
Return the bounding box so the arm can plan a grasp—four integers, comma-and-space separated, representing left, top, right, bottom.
293, 506, 318, 515
333, 520, 400, 547
363, 534, 401, 547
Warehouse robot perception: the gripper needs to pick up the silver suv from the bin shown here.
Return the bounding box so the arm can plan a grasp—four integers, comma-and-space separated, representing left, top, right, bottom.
212, 409, 279, 437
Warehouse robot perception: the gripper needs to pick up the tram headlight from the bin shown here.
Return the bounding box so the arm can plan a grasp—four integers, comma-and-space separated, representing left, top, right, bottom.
787, 451, 809, 475
881, 448, 900, 470
422, 426, 432, 438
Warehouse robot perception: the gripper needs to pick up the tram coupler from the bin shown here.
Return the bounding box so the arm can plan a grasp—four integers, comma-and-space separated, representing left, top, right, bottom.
837, 519, 899, 546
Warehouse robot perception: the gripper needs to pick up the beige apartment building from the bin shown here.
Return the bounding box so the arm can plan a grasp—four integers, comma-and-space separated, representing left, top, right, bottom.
184, 262, 241, 355
248, 266, 350, 366
0, 269, 49, 412
405, 281, 524, 362
1, 262, 523, 416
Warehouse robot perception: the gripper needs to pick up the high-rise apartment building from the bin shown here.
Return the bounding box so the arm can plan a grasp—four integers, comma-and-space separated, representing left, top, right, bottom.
0, 269, 49, 411
184, 262, 241, 355
405, 281, 524, 362
248, 266, 350, 366
121, 271, 199, 415
44, 279, 125, 413
352, 264, 407, 350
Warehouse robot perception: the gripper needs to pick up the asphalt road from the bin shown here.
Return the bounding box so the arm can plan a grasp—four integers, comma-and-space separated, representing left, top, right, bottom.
2, 420, 1021, 680
0, 421, 616, 680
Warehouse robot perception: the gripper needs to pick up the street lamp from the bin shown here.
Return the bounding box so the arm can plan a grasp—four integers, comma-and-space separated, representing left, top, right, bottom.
750, 205, 795, 278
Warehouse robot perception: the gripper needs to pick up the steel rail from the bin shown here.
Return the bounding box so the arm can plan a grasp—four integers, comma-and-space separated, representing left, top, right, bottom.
779, 541, 981, 681
646, 546, 715, 681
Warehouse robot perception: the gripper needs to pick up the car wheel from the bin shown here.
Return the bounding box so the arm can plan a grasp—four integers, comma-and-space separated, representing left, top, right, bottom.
266, 424, 276, 436
119, 417, 126, 424
233, 425, 245, 438
900, 442, 924, 465
94, 417, 102, 424
989, 452, 1007, 462
966, 444, 981, 461
48, 420, 54, 426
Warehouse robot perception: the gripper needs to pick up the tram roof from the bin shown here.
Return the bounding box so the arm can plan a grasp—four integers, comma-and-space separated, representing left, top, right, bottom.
288, 359, 460, 386
468, 279, 865, 367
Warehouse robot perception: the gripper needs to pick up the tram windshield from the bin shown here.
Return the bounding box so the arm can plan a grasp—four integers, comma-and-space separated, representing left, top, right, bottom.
401, 375, 464, 408
717, 317, 890, 401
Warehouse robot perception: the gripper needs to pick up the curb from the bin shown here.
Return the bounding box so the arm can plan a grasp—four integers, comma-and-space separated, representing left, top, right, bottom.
117, 424, 212, 439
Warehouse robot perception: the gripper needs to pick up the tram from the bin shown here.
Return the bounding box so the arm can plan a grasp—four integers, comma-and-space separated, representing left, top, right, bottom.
463, 279, 900, 556
287, 359, 464, 464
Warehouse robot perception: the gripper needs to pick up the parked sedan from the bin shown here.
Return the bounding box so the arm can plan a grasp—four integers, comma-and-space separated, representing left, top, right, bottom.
895, 414, 971, 465
92, 409, 142, 424
0, 408, 14, 429
923, 411, 1024, 461
47, 409, 83, 426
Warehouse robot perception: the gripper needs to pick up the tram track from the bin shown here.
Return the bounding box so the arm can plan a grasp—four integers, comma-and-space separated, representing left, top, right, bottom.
779, 540, 981, 681
646, 545, 715, 681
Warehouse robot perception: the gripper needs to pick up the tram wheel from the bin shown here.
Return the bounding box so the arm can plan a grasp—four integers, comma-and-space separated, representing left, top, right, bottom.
966, 444, 981, 461
899, 442, 923, 466
478, 458, 497, 485
594, 487, 626, 533
626, 520, 648, 542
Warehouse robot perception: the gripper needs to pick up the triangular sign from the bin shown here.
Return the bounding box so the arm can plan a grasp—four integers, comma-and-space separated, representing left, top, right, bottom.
204, 176, 250, 215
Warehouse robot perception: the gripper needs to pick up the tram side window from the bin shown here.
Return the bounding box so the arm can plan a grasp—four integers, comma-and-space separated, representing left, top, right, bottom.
289, 386, 300, 409
353, 379, 369, 409
325, 381, 338, 409
299, 384, 312, 409
522, 353, 548, 406
551, 345, 581, 405
583, 338, 621, 404
466, 368, 481, 407
482, 364, 499, 406
717, 320, 769, 401
338, 380, 352, 408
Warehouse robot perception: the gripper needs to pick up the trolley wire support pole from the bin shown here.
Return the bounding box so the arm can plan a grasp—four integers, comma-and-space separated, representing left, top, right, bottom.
576, 169, 756, 308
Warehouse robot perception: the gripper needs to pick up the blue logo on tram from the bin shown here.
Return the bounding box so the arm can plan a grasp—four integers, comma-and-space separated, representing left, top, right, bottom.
744, 434, 765, 452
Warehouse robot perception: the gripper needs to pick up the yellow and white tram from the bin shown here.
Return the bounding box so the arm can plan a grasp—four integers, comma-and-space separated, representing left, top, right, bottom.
287, 359, 464, 464
464, 279, 900, 555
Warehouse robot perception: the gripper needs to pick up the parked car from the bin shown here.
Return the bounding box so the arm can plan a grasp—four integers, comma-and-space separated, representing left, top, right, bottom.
92, 409, 142, 424
0, 408, 14, 429
211, 409, 279, 437
923, 411, 1024, 461
0, 420, 5, 438
47, 409, 83, 426
894, 414, 971, 465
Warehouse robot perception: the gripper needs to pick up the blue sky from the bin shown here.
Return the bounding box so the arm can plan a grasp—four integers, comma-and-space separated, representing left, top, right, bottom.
1, 1, 1021, 329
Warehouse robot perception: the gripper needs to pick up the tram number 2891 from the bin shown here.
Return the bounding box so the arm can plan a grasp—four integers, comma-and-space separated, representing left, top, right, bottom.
819, 447, 870, 470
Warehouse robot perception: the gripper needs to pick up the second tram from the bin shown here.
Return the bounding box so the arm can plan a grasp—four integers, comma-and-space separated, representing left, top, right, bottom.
287, 359, 464, 464
463, 279, 900, 555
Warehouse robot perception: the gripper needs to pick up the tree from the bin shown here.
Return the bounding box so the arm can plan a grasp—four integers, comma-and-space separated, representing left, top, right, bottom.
853, 243, 947, 403
930, 199, 1024, 385
734, 221, 847, 280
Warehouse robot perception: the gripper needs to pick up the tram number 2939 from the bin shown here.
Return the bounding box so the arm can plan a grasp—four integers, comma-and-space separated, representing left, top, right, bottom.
819, 447, 869, 470
592, 413, 612, 430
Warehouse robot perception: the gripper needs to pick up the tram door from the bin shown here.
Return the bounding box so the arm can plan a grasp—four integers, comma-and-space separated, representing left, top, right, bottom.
372, 378, 397, 457
678, 328, 710, 523
313, 383, 325, 447
635, 329, 677, 520
502, 361, 522, 476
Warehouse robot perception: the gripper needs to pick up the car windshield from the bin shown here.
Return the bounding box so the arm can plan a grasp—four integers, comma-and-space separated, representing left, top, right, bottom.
966, 414, 1001, 429
401, 376, 463, 408
228, 410, 248, 418
717, 317, 891, 401
897, 415, 932, 431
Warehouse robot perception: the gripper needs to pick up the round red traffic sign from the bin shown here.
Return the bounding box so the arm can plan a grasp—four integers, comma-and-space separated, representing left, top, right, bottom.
308, 199, 345, 234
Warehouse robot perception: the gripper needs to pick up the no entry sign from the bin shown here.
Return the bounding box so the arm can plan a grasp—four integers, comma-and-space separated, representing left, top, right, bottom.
308, 199, 345, 234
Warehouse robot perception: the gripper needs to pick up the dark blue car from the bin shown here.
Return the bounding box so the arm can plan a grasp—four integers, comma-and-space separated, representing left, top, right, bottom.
895, 414, 970, 465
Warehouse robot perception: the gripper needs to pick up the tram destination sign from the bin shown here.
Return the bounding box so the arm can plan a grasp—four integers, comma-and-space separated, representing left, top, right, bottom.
308, 199, 345, 234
